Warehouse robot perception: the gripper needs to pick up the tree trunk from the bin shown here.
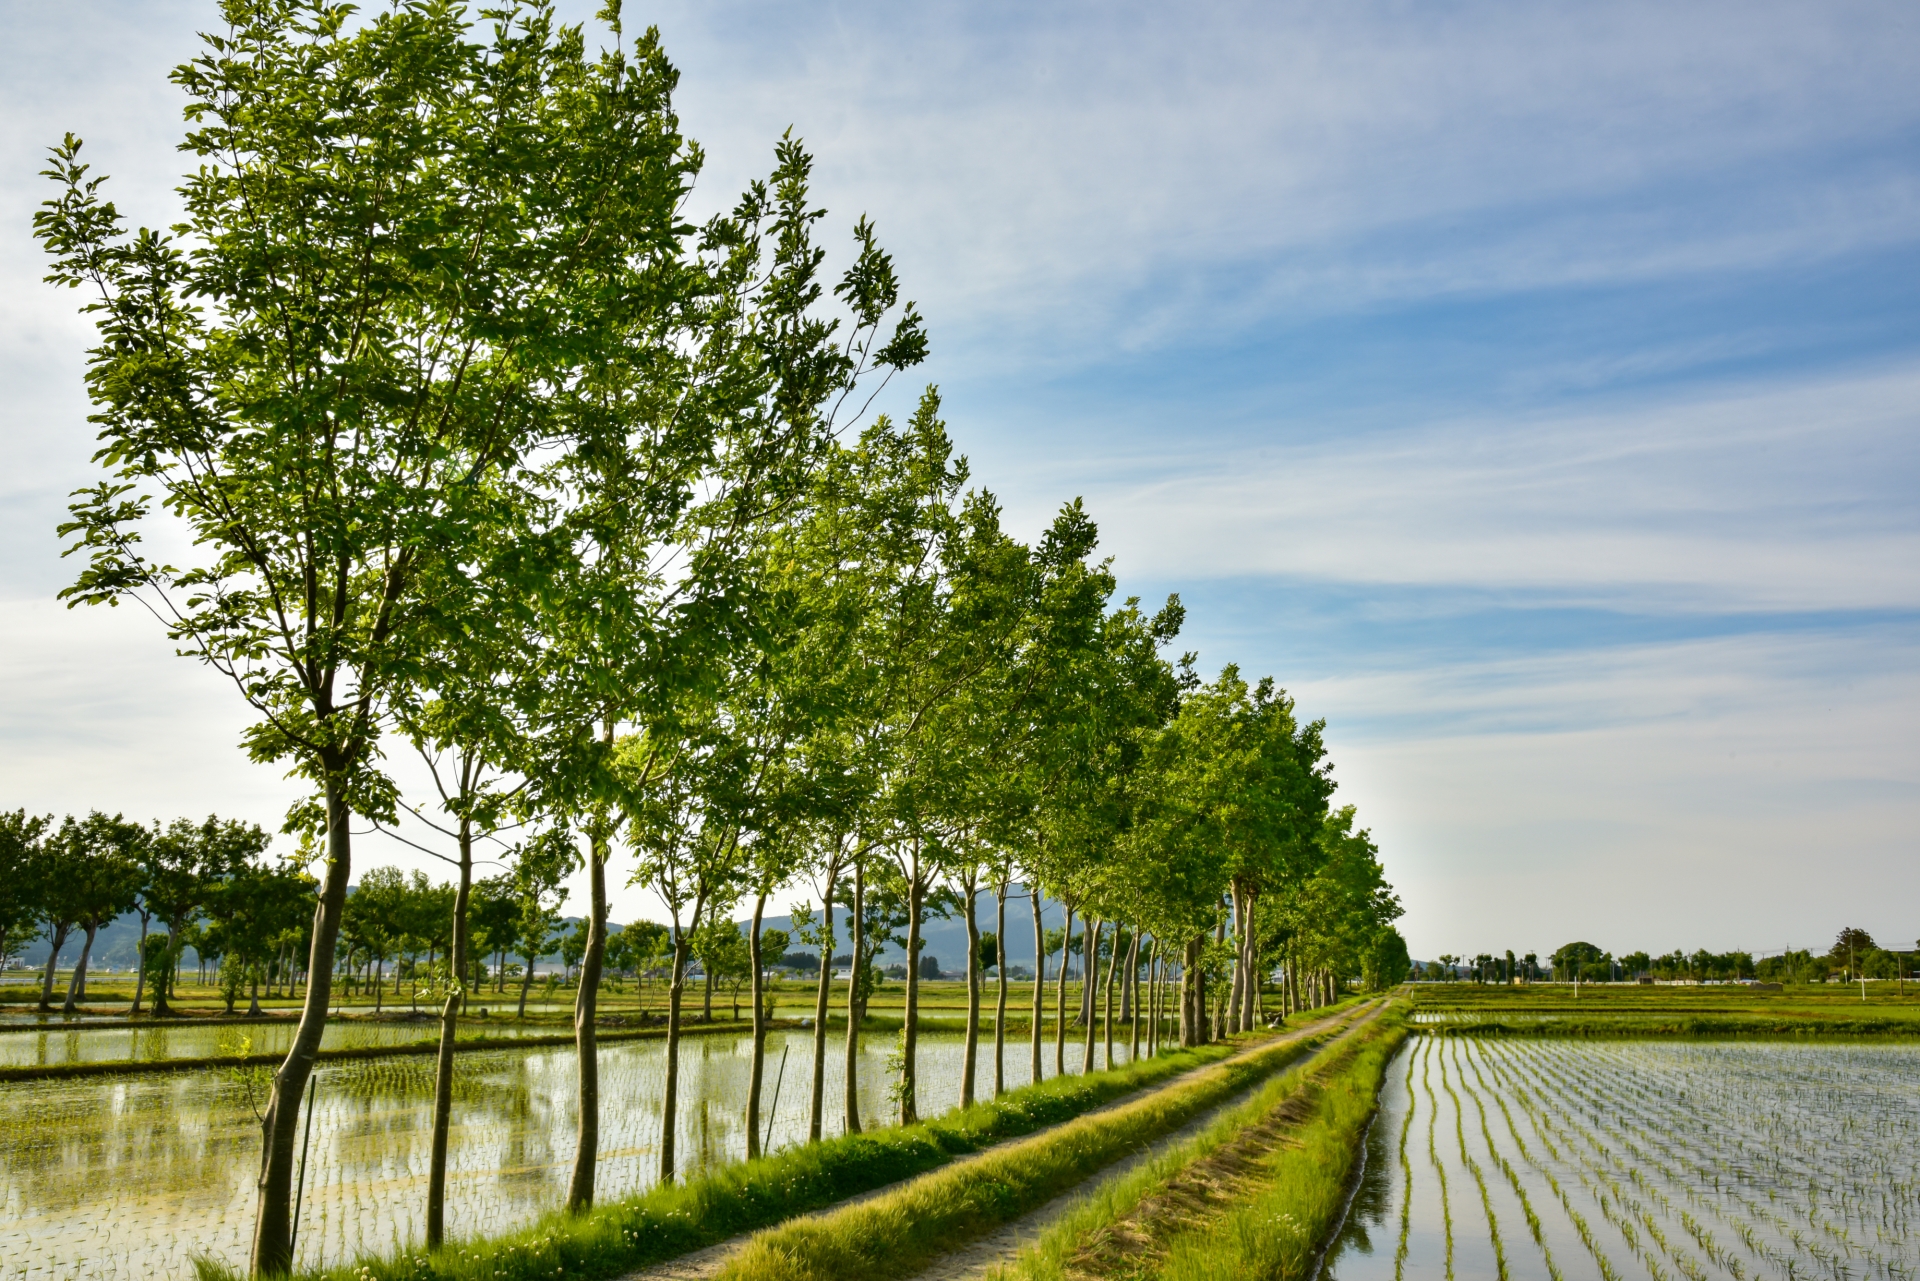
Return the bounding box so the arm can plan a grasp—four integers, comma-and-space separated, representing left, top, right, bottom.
1080, 917, 1100, 1074
567, 820, 610, 1211
1179, 936, 1199, 1047
843, 858, 865, 1135
249, 776, 352, 1276
130, 913, 149, 1016
993, 877, 1008, 1097
1053, 901, 1074, 1076
959, 869, 980, 1109
1146, 943, 1159, 1056
808, 861, 838, 1144
38, 921, 72, 1012
426, 808, 474, 1248
1102, 923, 1119, 1069
1227, 885, 1245, 1034
373, 958, 384, 1014
1029, 883, 1045, 1084
745, 891, 768, 1159
662, 933, 690, 1182
62, 921, 98, 1015
1125, 930, 1141, 1062
517, 949, 536, 1018
899, 843, 923, 1126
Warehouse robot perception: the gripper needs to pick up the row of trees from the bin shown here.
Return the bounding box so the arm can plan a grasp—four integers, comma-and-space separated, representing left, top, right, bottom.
1425, 928, 1915, 984
34, 3, 1400, 1273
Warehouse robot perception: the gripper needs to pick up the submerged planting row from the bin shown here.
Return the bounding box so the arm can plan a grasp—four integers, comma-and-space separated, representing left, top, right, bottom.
0, 1027, 1120, 1281
1324, 1036, 1920, 1281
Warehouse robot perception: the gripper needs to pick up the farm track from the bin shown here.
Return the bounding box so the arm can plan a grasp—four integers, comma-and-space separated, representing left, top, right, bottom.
618, 1002, 1381, 1281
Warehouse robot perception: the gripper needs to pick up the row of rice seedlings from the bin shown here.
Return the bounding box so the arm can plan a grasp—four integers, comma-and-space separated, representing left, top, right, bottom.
1435, 1041, 1508, 1281
1447, 1040, 1562, 1281
1482, 1038, 1920, 1281
1394, 1044, 1417, 1281
1524, 1046, 1796, 1279
1446, 1042, 1622, 1281
1419, 1039, 1456, 1281
1516, 1041, 1894, 1280
1568, 1043, 1909, 1280
1477, 1042, 1732, 1281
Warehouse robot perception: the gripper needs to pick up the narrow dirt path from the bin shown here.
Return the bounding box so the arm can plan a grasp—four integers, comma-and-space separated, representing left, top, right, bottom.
619, 1002, 1378, 1281
903, 1005, 1385, 1281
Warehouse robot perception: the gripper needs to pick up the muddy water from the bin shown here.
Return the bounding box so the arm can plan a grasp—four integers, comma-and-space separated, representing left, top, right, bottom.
0, 1027, 1125, 1281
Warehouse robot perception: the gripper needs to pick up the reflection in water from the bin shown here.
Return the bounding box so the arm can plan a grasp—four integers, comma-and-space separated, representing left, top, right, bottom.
0, 1028, 1121, 1281
0, 1017, 558, 1069
1322, 1041, 1409, 1281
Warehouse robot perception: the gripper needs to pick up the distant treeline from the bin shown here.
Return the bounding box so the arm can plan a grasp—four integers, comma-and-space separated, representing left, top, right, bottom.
1419, 928, 1914, 984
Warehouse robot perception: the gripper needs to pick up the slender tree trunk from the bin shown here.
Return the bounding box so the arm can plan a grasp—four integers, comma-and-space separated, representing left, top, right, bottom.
662, 934, 690, 1182
1211, 914, 1228, 1040
1053, 901, 1073, 1076
426, 808, 474, 1248
250, 776, 352, 1276
130, 913, 149, 1016
1029, 883, 1046, 1083
844, 858, 865, 1135
1127, 932, 1141, 1061
566, 817, 609, 1212
1147, 943, 1160, 1056
959, 869, 980, 1109
62, 922, 98, 1015
993, 877, 1008, 1097
1180, 936, 1201, 1047
745, 891, 768, 1159
517, 949, 535, 1018
1102, 923, 1119, 1068
1081, 917, 1100, 1073
38, 921, 72, 1012
808, 860, 838, 1144
899, 842, 923, 1126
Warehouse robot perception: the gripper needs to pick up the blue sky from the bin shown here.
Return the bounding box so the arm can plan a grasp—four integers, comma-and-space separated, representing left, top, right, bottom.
2, 1, 1916, 960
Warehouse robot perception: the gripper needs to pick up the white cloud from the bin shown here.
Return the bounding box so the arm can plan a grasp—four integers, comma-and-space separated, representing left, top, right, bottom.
1073, 364, 1920, 611
1310, 628, 1920, 957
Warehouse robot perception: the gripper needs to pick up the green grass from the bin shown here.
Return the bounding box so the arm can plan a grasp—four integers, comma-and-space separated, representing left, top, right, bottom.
707, 1000, 1380, 1281
1143, 1008, 1407, 1281
191, 997, 1371, 1281
990, 1005, 1406, 1281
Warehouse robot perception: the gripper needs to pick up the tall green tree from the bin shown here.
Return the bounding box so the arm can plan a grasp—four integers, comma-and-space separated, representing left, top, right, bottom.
59, 813, 149, 1013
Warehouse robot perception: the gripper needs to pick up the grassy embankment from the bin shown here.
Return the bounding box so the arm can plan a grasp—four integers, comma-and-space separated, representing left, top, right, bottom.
192, 996, 1372, 1281
988, 1004, 1406, 1281
1411, 980, 1920, 1037
707, 999, 1383, 1281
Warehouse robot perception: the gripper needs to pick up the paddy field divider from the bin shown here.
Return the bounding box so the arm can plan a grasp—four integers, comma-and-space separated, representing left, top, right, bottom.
987, 1002, 1407, 1281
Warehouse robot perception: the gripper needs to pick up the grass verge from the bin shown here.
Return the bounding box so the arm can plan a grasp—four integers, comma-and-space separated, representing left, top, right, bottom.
990, 1005, 1406, 1281
707, 1002, 1381, 1281
193, 999, 1368, 1281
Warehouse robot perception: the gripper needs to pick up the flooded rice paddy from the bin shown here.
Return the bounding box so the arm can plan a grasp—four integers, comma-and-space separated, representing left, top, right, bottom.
0, 1026, 1124, 1280
0, 1016, 565, 1069
1324, 1036, 1920, 1281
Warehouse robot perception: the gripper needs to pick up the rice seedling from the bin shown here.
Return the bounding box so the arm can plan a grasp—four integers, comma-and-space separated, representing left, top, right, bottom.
1352, 1036, 1920, 1281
